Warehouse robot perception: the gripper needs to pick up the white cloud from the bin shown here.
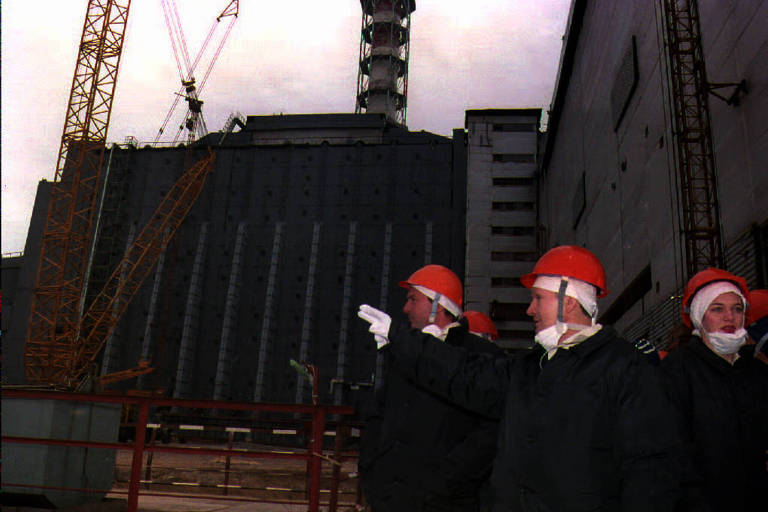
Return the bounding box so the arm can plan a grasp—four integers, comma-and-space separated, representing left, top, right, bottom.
0, 0, 571, 252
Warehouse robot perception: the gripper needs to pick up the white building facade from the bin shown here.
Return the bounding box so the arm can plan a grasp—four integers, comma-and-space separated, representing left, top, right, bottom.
465, 109, 542, 349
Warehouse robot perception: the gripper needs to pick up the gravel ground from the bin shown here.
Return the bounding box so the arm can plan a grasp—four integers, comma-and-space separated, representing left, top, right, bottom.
3, 442, 363, 511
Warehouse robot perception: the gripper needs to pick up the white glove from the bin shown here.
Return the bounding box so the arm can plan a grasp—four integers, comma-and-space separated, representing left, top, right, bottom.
358, 304, 391, 349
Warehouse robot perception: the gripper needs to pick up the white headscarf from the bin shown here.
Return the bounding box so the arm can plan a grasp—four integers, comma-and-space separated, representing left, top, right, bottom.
532, 275, 599, 319
689, 281, 746, 333
412, 284, 462, 317
531, 275, 601, 357
689, 281, 748, 357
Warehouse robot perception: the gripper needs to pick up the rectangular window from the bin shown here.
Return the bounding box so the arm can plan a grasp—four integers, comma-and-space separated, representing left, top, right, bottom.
492, 201, 535, 211
490, 302, 529, 321
611, 36, 638, 131
492, 123, 536, 132
491, 226, 535, 236
492, 177, 534, 187
492, 153, 535, 163
600, 265, 652, 325
491, 251, 539, 262
491, 276, 523, 288
572, 171, 586, 228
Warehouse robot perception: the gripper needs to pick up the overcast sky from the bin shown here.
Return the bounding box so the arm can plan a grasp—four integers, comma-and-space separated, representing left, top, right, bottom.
1, 0, 571, 254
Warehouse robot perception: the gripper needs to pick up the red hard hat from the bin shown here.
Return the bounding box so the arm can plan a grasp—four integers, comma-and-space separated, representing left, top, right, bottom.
520, 245, 608, 297
399, 264, 463, 313
462, 310, 499, 341
681, 268, 749, 327
747, 289, 768, 326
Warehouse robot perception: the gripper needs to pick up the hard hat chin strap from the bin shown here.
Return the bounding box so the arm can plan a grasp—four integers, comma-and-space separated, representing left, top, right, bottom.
556, 277, 595, 331
555, 278, 569, 335
556, 278, 568, 324
429, 292, 442, 323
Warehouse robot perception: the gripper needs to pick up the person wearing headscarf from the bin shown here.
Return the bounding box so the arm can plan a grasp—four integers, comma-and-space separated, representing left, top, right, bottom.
662, 268, 768, 511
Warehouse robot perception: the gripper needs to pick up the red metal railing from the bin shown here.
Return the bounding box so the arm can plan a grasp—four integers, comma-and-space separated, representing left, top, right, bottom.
2, 389, 357, 512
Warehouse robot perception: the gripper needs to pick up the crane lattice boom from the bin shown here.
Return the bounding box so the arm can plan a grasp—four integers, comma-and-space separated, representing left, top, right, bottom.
25, 0, 132, 385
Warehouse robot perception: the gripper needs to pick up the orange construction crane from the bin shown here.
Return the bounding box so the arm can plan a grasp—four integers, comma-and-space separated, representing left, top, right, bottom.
25, 1, 236, 388
155, 0, 239, 144
98, 359, 154, 388
72, 151, 216, 387
25, 0, 132, 385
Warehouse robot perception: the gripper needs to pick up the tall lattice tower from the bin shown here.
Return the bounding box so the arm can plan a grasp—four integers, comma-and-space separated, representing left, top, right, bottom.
25, 0, 132, 385
660, 0, 724, 279
355, 0, 415, 125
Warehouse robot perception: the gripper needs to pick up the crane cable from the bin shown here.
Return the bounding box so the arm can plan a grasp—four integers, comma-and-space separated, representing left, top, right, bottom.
154, 0, 239, 144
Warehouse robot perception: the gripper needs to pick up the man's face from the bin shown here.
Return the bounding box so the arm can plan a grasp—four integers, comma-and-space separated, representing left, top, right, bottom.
403, 287, 433, 329
526, 287, 559, 333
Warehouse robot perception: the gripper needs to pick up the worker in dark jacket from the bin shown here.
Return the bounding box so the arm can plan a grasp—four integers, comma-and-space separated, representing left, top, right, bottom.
661, 268, 768, 511
746, 288, 768, 361
358, 265, 503, 512
360, 246, 680, 512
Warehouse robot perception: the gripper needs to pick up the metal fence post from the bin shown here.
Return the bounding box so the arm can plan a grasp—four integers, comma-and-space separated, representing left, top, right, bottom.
308, 406, 326, 512
127, 399, 149, 512
144, 426, 157, 489
223, 429, 234, 495
329, 423, 346, 512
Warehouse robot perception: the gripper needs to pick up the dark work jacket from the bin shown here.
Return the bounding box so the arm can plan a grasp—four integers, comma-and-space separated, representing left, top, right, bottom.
661, 337, 768, 512
359, 322, 504, 512
388, 324, 681, 512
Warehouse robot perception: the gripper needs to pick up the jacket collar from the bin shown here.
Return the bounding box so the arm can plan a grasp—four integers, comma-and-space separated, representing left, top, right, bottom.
541, 324, 613, 361
570, 325, 613, 358
688, 336, 746, 374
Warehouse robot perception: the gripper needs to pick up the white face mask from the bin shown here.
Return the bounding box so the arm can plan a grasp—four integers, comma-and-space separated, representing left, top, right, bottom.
706, 329, 747, 355
534, 322, 567, 351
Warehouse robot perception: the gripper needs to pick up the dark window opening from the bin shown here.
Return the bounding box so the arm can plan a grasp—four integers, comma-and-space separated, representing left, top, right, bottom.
492, 251, 539, 262
572, 171, 586, 229
492, 226, 536, 236
493, 177, 534, 187
600, 265, 652, 325
490, 302, 529, 321
492, 123, 536, 132
493, 153, 535, 163
611, 35, 639, 131
492, 201, 535, 211
491, 277, 523, 288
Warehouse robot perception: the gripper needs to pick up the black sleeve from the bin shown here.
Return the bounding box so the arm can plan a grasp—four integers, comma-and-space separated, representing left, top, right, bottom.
386, 322, 513, 419
434, 324, 502, 488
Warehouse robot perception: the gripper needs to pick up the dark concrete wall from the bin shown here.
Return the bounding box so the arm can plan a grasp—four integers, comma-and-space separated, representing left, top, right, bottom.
2, 181, 52, 385
71, 121, 465, 405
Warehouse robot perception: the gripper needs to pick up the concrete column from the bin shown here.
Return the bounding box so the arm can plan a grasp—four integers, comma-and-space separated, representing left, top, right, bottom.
333, 222, 357, 405
213, 222, 248, 401
254, 222, 284, 403
173, 223, 209, 399
294, 222, 322, 404
100, 224, 135, 377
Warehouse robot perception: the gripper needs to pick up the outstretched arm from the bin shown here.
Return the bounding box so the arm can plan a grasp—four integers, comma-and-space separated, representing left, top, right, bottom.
384, 322, 512, 419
